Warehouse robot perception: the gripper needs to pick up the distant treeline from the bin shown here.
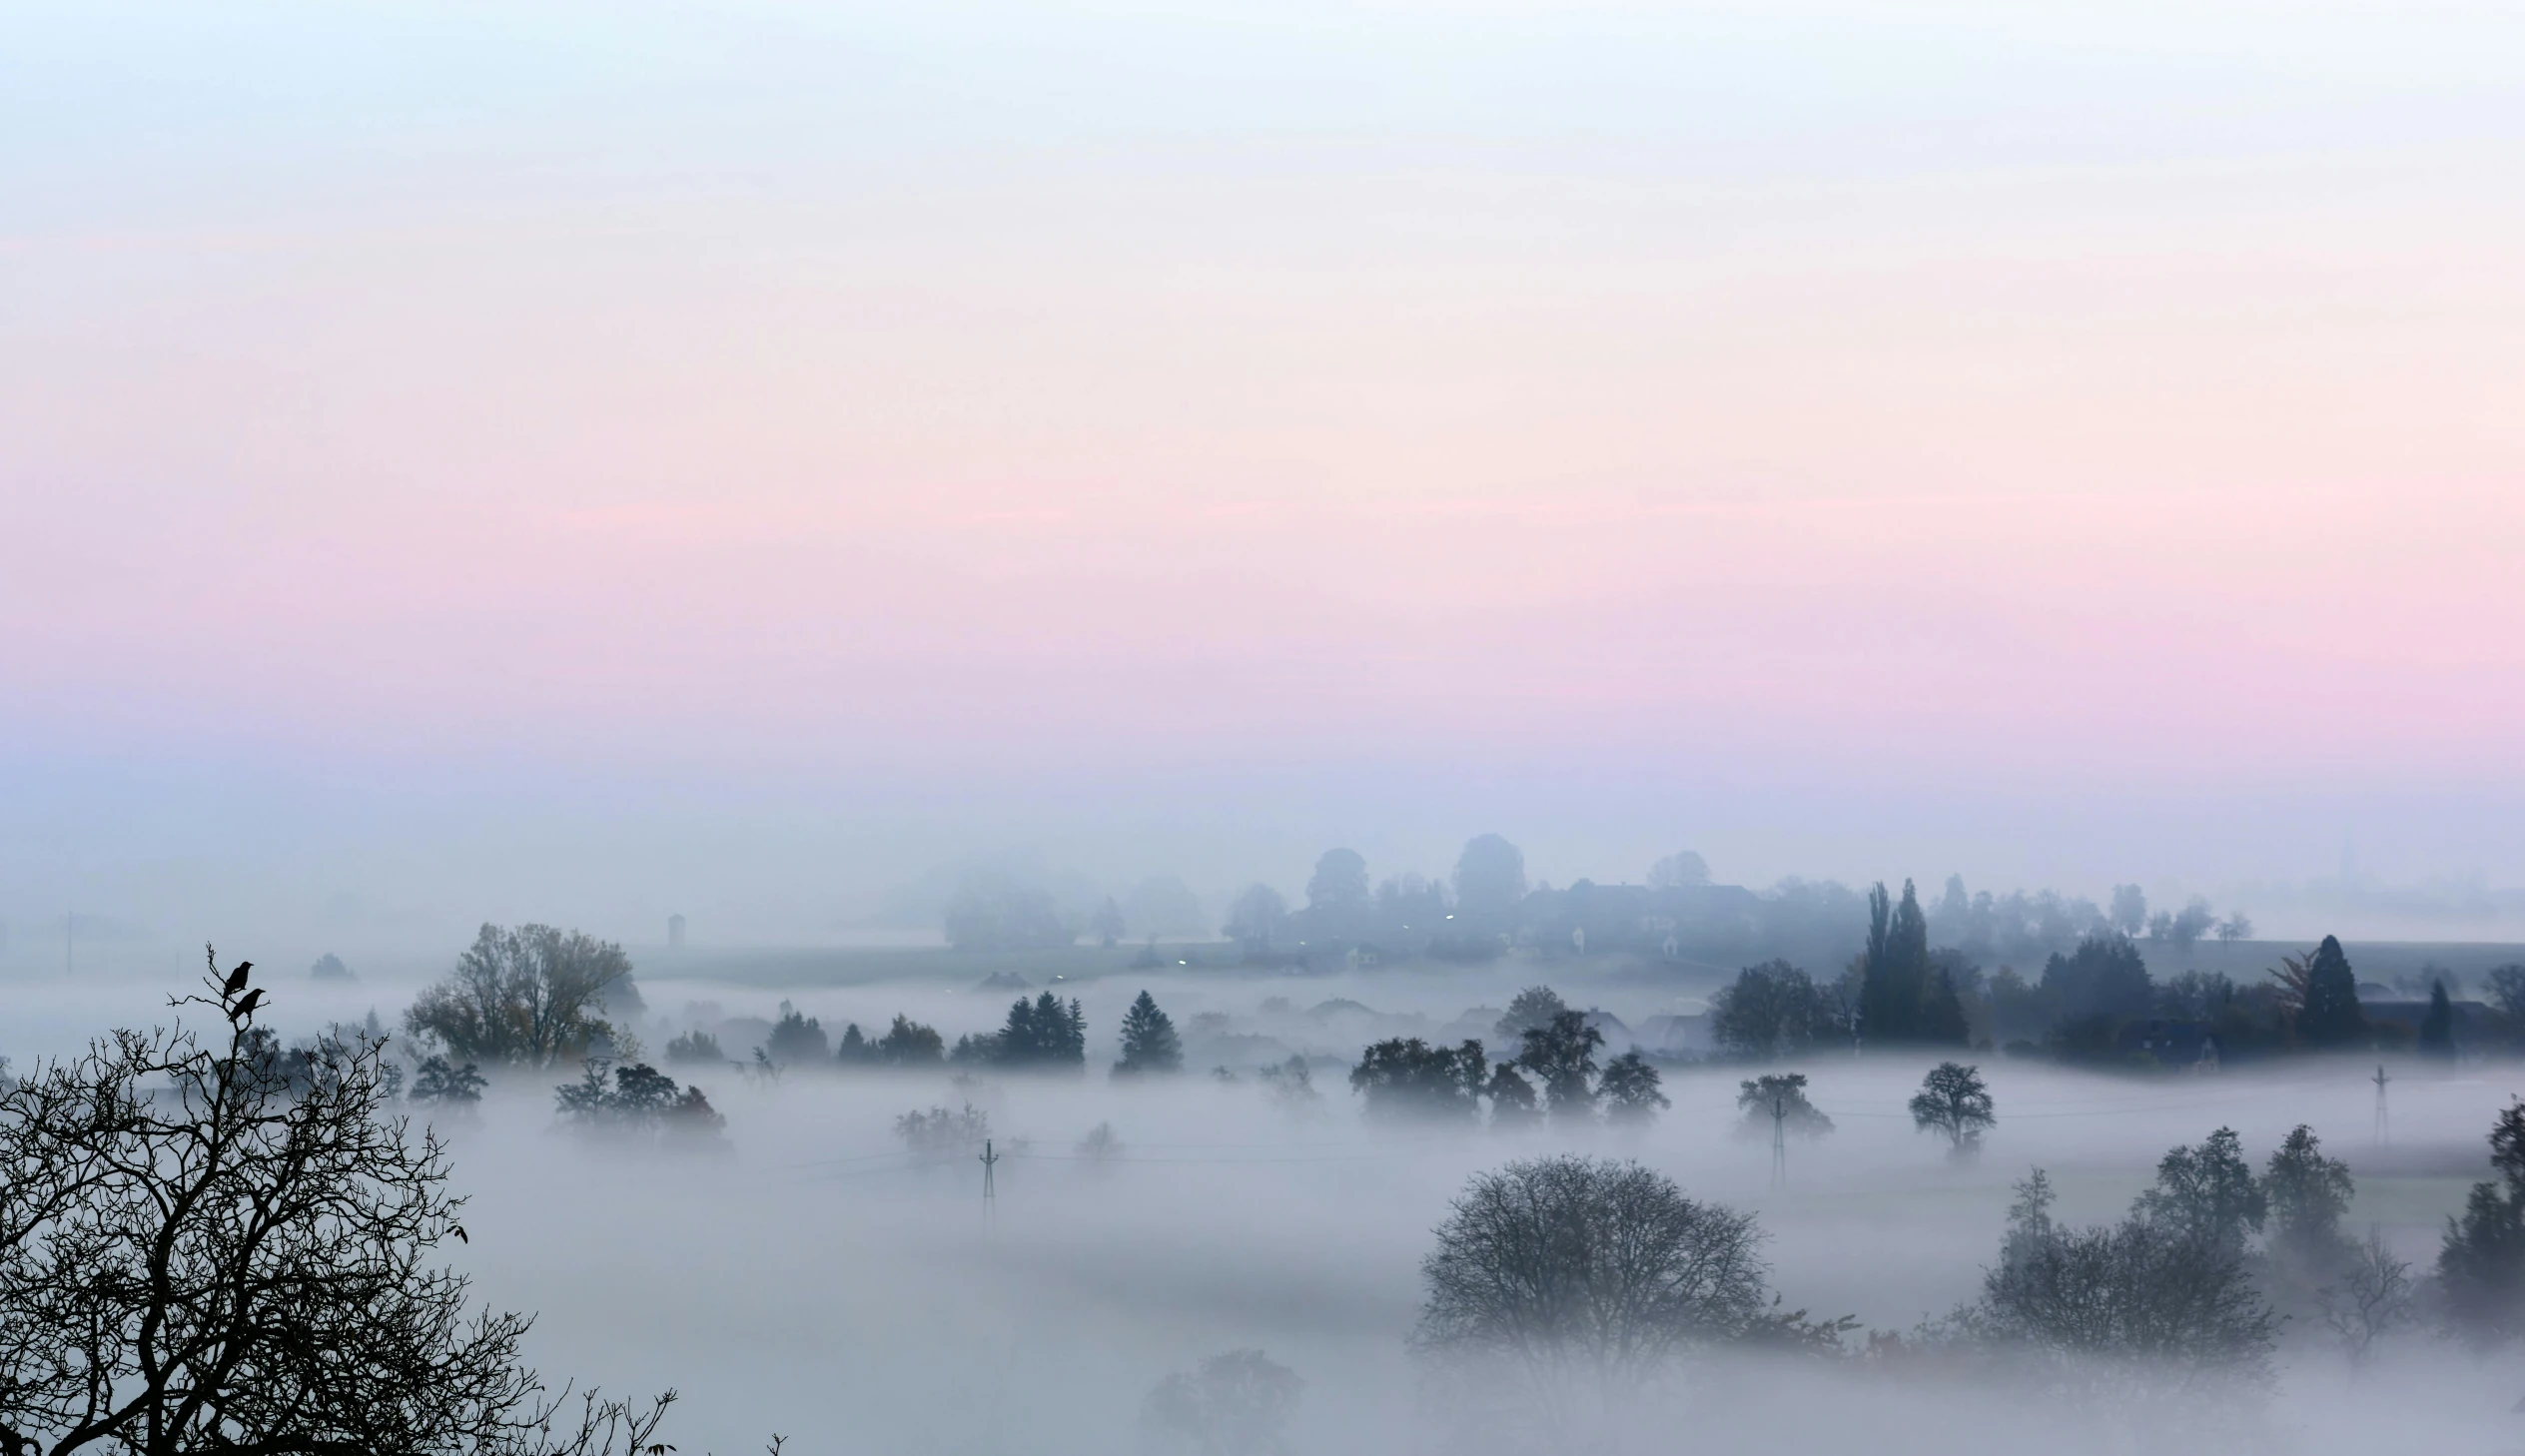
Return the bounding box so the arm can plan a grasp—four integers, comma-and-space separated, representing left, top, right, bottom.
937, 837, 2256, 974
1710, 880, 2515, 1068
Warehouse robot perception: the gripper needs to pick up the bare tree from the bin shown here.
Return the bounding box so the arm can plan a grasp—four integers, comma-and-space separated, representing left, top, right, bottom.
2319, 1226, 2414, 1367
1413, 1155, 1770, 1387
0, 950, 672, 1456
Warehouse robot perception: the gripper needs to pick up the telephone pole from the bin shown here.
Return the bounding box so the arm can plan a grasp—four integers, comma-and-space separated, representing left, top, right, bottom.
2372, 1065, 2390, 1146
979, 1137, 1000, 1218
1771, 1092, 1789, 1188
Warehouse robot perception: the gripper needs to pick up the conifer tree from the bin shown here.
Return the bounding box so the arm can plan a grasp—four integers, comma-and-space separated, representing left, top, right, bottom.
2420, 980, 2456, 1060
2295, 935, 2365, 1048
1113, 990, 1184, 1077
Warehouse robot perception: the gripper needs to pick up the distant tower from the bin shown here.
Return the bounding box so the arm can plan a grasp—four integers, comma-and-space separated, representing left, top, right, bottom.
2373, 1064, 2391, 1145
667, 913, 687, 951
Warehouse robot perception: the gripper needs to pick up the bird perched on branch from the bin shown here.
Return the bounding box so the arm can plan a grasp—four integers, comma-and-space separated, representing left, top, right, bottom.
224, 961, 253, 995
230, 988, 265, 1022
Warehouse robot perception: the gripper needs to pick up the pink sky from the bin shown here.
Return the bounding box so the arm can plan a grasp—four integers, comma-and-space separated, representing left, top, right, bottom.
4, 2, 2523, 922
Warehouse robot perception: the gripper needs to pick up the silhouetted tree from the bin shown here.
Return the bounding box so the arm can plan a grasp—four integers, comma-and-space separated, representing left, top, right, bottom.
874, 1014, 946, 1068
2419, 980, 2455, 1059
1736, 1074, 1834, 1139
2133, 1127, 2264, 1256
1492, 986, 1567, 1045
310, 952, 355, 981
1597, 1052, 1667, 1127
833, 1023, 873, 1065
2438, 1098, 2525, 1347
763, 1002, 829, 1065
1909, 1062, 1995, 1158
405, 923, 635, 1068
1114, 990, 1185, 1077
1484, 1065, 1539, 1130
2487, 964, 2525, 1022
1859, 881, 1966, 1045
1964, 1168, 2275, 1391
1413, 1156, 1770, 1386
894, 1102, 990, 1156
2294, 936, 2364, 1048
665, 1030, 725, 1066
1351, 1039, 1487, 1121
963, 993, 1087, 1070
1141, 1349, 1301, 1456
2261, 1124, 2355, 1308
1709, 961, 1836, 1061
0, 954, 675, 1456
411, 1054, 487, 1104
2041, 933, 2153, 1025
1514, 1011, 1603, 1121
553, 1062, 725, 1142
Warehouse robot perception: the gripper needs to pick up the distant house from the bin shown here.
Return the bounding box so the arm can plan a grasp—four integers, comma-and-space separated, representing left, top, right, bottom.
2114, 1019, 2221, 1072
1634, 1013, 1712, 1057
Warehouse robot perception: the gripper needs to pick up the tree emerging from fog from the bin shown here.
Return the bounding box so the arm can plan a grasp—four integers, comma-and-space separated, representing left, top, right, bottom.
1414, 1155, 1771, 1387
1113, 990, 1184, 1077
0, 954, 674, 1456
1909, 1062, 1995, 1158
1596, 1051, 1668, 1126
405, 922, 637, 1068
1513, 1011, 1604, 1121
956, 993, 1087, 1071
1710, 960, 1839, 1061
1736, 1073, 1833, 1139
1955, 1168, 2275, 1395
1350, 1038, 1487, 1121
554, 1062, 726, 1143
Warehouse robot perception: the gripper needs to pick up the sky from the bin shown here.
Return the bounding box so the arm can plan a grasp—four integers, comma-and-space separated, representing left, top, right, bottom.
5, 1, 2524, 944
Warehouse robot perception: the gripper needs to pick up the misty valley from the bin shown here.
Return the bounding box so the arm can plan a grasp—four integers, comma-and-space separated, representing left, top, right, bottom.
9, 846, 2525, 1456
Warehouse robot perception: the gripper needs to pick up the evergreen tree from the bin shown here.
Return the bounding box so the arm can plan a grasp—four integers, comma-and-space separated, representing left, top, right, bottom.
1113, 990, 1184, 1077
2295, 935, 2364, 1048
985, 992, 1088, 1070
2420, 979, 2456, 1060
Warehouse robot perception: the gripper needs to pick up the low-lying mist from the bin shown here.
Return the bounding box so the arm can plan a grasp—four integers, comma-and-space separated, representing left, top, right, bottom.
11, 963, 2524, 1455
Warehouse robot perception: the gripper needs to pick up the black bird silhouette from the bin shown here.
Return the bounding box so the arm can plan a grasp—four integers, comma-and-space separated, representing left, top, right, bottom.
450, 1224, 468, 1244
224, 962, 253, 995
229, 988, 264, 1021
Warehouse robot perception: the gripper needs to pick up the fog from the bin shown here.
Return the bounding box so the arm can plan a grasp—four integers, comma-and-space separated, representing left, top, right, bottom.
13, 953, 2525, 1454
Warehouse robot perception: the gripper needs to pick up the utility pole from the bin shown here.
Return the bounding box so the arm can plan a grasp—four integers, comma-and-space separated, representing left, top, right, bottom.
979, 1137, 1000, 1218
2372, 1065, 2391, 1146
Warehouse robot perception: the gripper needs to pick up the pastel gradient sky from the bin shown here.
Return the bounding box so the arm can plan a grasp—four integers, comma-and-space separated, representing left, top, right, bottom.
5, 2, 2523, 941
